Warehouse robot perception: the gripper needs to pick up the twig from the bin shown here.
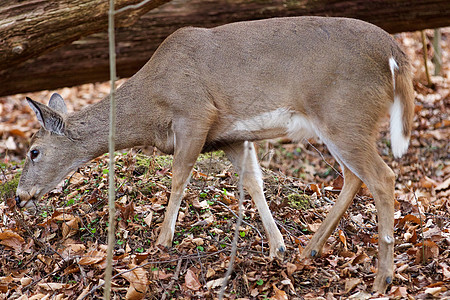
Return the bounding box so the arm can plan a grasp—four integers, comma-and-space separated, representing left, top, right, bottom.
23, 265, 65, 292
421, 30, 433, 87
12, 207, 65, 263
216, 200, 265, 255
412, 188, 426, 264
432, 28, 442, 76
104, 0, 117, 298
219, 141, 249, 300
115, 0, 157, 14
305, 139, 342, 177
80, 250, 227, 300
160, 258, 183, 300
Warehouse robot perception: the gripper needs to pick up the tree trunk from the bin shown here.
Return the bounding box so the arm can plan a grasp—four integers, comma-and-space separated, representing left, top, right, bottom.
0, 0, 171, 70
2, 0, 450, 96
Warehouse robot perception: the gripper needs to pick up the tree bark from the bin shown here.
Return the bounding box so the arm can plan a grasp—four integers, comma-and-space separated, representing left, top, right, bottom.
0, 0, 171, 70
2, 0, 450, 96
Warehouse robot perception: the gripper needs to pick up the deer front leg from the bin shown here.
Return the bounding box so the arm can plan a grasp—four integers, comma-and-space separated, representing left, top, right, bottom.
301, 166, 361, 258
224, 142, 286, 259
156, 126, 206, 248
156, 169, 192, 247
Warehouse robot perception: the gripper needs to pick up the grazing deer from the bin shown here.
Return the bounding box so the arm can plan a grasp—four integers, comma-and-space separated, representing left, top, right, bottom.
16, 16, 414, 293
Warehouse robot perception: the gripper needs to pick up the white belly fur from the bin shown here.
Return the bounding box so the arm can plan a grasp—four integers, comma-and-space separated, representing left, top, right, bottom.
232, 108, 318, 141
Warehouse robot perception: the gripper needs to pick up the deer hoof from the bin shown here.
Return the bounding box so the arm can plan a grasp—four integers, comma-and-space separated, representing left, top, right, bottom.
269, 243, 286, 260
311, 249, 317, 257
372, 273, 392, 294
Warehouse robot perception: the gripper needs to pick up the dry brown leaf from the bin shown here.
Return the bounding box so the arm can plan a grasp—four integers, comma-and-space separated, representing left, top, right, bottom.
78, 249, 106, 266
440, 263, 450, 281
425, 286, 447, 296
250, 287, 259, 297
52, 213, 77, 222
351, 252, 370, 265
157, 271, 173, 280
344, 278, 361, 293
37, 282, 66, 290
0, 230, 25, 252
338, 229, 347, 249
192, 198, 209, 210
420, 176, 438, 189
310, 183, 322, 196
20, 277, 33, 286
67, 243, 86, 253
435, 177, 450, 191
62, 218, 79, 239
68, 172, 85, 186
206, 277, 225, 289
285, 262, 297, 276
76, 285, 91, 300
398, 214, 422, 226
415, 240, 440, 263
185, 268, 201, 291
389, 286, 408, 298
272, 284, 288, 300
307, 222, 321, 233
120, 264, 149, 300
28, 294, 48, 300
143, 212, 153, 227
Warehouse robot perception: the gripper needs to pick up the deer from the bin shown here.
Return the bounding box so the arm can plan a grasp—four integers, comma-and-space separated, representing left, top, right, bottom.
15, 16, 414, 293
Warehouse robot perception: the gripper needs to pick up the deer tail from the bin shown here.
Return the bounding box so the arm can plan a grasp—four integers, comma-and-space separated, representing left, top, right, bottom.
388, 56, 415, 159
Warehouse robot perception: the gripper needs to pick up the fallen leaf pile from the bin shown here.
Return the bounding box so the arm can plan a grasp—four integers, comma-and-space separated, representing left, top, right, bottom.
0, 30, 449, 299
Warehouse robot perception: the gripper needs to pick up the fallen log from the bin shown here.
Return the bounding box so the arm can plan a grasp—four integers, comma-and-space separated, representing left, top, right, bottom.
2, 0, 449, 96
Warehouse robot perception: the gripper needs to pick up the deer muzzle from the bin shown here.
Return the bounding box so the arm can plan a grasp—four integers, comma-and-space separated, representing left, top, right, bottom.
15, 187, 39, 208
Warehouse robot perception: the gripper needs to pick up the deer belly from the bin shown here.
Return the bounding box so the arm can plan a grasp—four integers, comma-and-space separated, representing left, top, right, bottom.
230, 108, 318, 141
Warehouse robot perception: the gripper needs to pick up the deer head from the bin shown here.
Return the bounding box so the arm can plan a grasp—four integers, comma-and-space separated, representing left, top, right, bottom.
16, 93, 89, 208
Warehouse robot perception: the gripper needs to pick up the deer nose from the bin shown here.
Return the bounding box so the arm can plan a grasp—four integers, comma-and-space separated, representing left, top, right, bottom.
15, 189, 35, 208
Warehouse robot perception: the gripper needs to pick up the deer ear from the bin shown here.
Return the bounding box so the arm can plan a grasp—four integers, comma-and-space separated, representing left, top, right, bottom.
26, 97, 66, 135
48, 93, 68, 115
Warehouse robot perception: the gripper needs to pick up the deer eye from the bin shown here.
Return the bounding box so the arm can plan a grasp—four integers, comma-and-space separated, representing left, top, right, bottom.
30, 149, 40, 161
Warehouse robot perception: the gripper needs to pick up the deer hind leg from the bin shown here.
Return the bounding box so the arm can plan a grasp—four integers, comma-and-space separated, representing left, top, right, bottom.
223, 142, 286, 259
156, 124, 208, 248
362, 155, 396, 294
307, 136, 395, 293
300, 165, 362, 259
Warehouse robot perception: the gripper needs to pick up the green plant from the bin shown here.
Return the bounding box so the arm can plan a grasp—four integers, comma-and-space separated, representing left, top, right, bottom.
287, 192, 310, 209
0, 174, 20, 199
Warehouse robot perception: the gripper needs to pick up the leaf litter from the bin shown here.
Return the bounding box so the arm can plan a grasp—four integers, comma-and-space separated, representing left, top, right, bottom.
0, 30, 449, 299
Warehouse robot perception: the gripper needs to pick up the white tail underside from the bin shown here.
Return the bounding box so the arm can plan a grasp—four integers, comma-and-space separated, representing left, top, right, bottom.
390, 96, 410, 158
389, 57, 410, 159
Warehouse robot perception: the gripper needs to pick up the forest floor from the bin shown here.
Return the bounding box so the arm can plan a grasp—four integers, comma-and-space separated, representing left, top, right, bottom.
0, 30, 449, 300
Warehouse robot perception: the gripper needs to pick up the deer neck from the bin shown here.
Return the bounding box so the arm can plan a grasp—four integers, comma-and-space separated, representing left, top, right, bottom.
66, 82, 174, 160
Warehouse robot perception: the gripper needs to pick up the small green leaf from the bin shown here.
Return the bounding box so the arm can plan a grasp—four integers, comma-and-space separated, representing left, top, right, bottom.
256, 279, 264, 286
240, 231, 246, 238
